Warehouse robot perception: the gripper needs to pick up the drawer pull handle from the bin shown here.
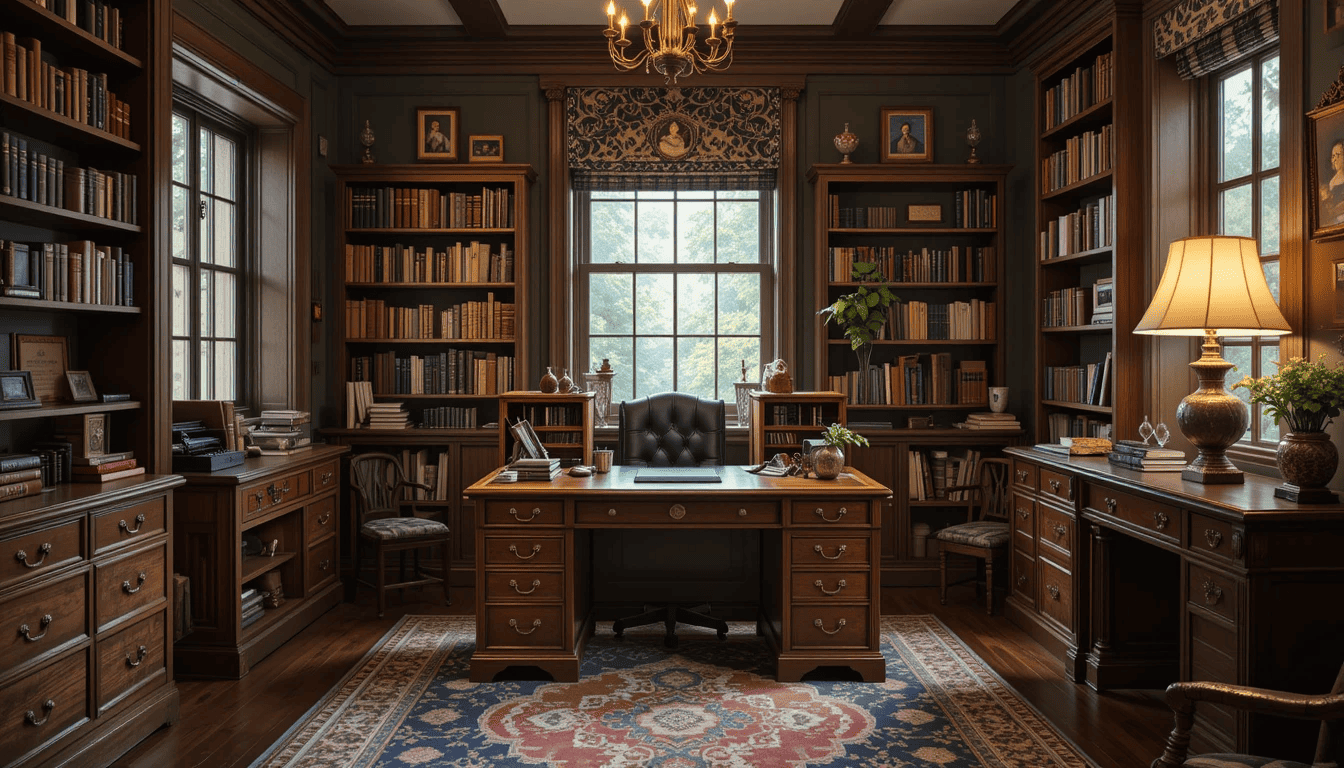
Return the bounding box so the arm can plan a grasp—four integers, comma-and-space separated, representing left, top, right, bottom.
268, 481, 291, 504
126, 645, 148, 668
119, 513, 146, 534
320, 559, 332, 572
1232, 531, 1245, 559
317, 511, 332, 526
1202, 579, 1224, 606
1016, 574, 1028, 587
669, 503, 686, 520
255, 491, 266, 507
738, 508, 748, 517
123, 571, 148, 594
19, 614, 53, 642
1153, 511, 1171, 530
1104, 497, 1117, 514
813, 618, 847, 635
16, 543, 52, 569
508, 544, 542, 560
607, 508, 617, 517
1016, 508, 1030, 520
1204, 529, 1223, 549
509, 618, 542, 635
509, 579, 541, 595
813, 544, 848, 560
814, 578, 848, 596
510, 507, 542, 522
320, 471, 334, 485
814, 507, 847, 523
1016, 470, 1028, 483
1047, 584, 1061, 601
24, 700, 55, 727
1051, 523, 1068, 538
1048, 479, 1061, 493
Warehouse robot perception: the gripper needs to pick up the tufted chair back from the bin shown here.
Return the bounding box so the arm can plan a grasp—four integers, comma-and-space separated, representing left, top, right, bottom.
617, 393, 725, 467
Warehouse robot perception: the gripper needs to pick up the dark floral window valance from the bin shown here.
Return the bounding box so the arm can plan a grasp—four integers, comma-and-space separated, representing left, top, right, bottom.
567, 86, 780, 191
1153, 0, 1278, 80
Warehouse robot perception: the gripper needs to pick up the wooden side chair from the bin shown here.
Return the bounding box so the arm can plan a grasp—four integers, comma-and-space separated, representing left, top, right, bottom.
349, 452, 452, 618
935, 457, 1011, 615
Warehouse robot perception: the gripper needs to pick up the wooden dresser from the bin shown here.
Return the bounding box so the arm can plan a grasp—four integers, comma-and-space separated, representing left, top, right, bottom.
171, 445, 348, 678
1005, 447, 1344, 761
1, 476, 185, 768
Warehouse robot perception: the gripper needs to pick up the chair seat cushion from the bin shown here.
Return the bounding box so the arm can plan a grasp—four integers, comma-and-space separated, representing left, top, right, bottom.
934, 521, 1010, 548
1183, 755, 1309, 768
361, 517, 449, 540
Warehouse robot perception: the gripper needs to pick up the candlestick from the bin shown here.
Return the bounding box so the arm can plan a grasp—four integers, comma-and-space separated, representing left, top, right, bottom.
606, 1, 616, 30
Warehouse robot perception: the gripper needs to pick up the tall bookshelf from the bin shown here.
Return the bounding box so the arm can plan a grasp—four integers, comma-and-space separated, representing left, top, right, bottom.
1032, 11, 1142, 444
809, 163, 1019, 586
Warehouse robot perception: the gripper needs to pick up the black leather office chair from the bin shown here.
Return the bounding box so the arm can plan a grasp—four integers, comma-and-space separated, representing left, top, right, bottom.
613, 392, 729, 647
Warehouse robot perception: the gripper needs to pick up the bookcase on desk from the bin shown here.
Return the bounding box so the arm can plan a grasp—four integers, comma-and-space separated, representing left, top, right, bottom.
498, 391, 594, 468
747, 390, 845, 465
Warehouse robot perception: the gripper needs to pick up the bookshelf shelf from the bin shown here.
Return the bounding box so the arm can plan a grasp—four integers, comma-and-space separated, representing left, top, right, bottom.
1040, 399, 1113, 414
4, 0, 143, 71
1040, 96, 1113, 141
827, 227, 998, 235
345, 281, 516, 288
830, 281, 998, 288
1040, 170, 1114, 201
828, 339, 998, 347
1043, 324, 1112, 333
241, 551, 298, 584
347, 227, 516, 235
345, 338, 516, 344
0, 195, 142, 233
0, 296, 141, 313
0, 90, 141, 152
1040, 244, 1114, 267
0, 399, 140, 422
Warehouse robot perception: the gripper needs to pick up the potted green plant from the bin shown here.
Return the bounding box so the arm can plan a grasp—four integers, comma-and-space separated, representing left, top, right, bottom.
812, 423, 870, 480
817, 260, 898, 404
1234, 356, 1344, 496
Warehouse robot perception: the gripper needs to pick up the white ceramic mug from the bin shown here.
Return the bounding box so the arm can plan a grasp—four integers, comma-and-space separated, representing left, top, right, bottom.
989, 387, 1009, 413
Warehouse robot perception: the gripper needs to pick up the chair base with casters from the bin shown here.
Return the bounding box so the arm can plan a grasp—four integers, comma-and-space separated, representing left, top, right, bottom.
934, 457, 1012, 615
613, 603, 729, 648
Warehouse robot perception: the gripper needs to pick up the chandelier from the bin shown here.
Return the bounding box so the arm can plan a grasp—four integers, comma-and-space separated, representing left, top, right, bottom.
603, 0, 738, 82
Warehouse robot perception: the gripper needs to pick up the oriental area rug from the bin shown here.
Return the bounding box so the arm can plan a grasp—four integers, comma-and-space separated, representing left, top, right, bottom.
250, 615, 1096, 767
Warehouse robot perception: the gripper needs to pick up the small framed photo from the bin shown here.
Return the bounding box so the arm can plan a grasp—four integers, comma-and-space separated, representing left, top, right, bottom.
65, 370, 98, 402
416, 107, 460, 162
881, 107, 933, 163
1329, 0, 1344, 34
1092, 277, 1115, 323
0, 371, 40, 410
1310, 89, 1344, 240
12, 333, 69, 404
468, 135, 504, 163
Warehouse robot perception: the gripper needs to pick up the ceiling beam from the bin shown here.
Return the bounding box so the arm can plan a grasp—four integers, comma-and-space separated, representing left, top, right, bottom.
832, 0, 895, 38
446, 0, 508, 38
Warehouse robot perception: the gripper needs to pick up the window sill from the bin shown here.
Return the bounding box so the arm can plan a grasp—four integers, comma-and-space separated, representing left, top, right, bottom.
1226, 442, 1280, 481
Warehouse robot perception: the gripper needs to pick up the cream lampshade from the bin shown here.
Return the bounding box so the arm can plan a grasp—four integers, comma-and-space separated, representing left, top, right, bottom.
1134, 235, 1291, 483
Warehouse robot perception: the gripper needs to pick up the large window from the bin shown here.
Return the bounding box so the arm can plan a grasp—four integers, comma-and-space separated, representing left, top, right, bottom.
171, 101, 248, 403
1213, 49, 1280, 445
574, 189, 774, 412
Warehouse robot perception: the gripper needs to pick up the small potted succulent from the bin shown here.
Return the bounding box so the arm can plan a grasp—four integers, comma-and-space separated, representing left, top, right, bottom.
1234, 355, 1344, 493
812, 423, 870, 480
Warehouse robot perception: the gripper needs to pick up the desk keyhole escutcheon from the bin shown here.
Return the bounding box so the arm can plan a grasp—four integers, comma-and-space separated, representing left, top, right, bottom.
669, 503, 686, 520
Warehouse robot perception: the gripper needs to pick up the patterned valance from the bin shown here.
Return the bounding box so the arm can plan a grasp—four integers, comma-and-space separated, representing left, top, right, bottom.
567, 86, 780, 190
1154, 0, 1279, 80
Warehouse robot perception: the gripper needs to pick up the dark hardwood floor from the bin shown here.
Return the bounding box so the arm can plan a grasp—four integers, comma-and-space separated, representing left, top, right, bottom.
112, 583, 1171, 768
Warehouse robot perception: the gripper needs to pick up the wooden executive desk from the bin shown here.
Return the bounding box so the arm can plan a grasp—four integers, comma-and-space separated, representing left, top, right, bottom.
463, 465, 891, 683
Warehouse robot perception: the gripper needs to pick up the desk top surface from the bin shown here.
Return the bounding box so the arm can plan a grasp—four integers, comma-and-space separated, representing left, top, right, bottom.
464, 465, 892, 498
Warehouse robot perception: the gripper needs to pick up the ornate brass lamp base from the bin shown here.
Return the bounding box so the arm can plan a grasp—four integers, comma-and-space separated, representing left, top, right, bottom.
1177, 332, 1247, 484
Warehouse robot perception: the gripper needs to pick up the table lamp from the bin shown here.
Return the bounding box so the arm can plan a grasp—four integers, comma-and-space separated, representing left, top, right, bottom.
1133, 235, 1291, 484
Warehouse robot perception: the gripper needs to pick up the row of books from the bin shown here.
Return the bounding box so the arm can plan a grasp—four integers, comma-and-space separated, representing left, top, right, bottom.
509, 457, 561, 481
1045, 412, 1112, 442
419, 405, 480, 429
764, 431, 800, 445
1042, 286, 1090, 328
347, 185, 514, 229
827, 246, 997, 284
21, 0, 125, 50
1, 33, 129, 138
248, 410, 313, 456
825, 188, 995, 229
366, 401, 411, 429
1042, 51, 1113, 130
909, 447, 983, 501
344, 296, 515, 340
767, 403, 832, 426
828, 356, 988, 406
398, 448, 451, 499
350, 350, 515, 396
953, 189, 997, 229
517, 405, 584, 427
1040, 193, 1114, 260
1041, 124, 1113, 194
887, 298, 996, 341
2, 132, 139, 223
241, 588, 265, 629
344, 241, 514, 285
1043, 351, 1113, 407
955, 412, 1020, 430
1, 239, 134, 305
1107, 440, 1186, 472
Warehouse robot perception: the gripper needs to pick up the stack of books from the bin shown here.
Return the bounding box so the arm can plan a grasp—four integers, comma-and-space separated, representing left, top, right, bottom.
509, 457, 561, 481
240, 587, 265, 629
1107, 440, 1186, 472
956, 412, 1021, 430
0, 453, 44, 501
251, 410, 313, 455
72, 452, 144, 482
366, 401, 411, 429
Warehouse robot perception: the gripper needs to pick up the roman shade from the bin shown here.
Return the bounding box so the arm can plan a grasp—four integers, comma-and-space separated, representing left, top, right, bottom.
1153, 0, 1279, 80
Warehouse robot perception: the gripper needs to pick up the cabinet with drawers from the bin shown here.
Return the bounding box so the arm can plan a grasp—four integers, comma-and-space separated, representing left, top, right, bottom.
0, 476, 184, 768
171, 445, 349, 678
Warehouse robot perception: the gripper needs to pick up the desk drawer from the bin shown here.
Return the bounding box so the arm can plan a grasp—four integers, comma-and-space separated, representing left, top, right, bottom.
790, 500, 871, 527
96, 610, 165, 714
485, 501, 564, 527
243, 470, 312, 521
790, 570, 870, 602
1013, 460, 1037, 491
1012, 549, 1035, 607
95, 543, 166, 632
1036, 557, 1072, 632
0, 570, 88, 678
93, 497, 166, 557
484, 570, 564, 602
1039, 467, 1074, 504
1186, 513, 1243, 565
1037, 504, 1074, 568
576, 501, 779, 526
483, 605, 564, 649
482, 536, 565, 566
313, 461, 339, 494
790, 606, 870, 648
1012, 494, 1034, 540
790, 536, 870, 567
1086, 486, 1178, 544
306, 536, 338, 594
0, 650, 89, 762
304, 497, 337, 544
1188, 563, 1237, 623
1, 518, 84, 592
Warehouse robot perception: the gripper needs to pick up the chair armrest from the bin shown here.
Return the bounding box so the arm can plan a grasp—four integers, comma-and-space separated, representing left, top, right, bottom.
393, 480, 436, 513
943, 484, 978, 495
1166, 680, 1344, 721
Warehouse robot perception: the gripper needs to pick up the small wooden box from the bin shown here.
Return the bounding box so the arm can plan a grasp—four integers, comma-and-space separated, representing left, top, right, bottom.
53, 413, 109, 458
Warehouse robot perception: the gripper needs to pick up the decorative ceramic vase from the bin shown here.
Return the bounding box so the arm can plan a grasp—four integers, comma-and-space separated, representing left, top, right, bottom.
539, 366, 558, 394
833, 123, 859, 164
558, 368, 574, 392
359, 120, 376, 164
966, 119, 982, 164
1276, 431, 1339, 490
813, 445, 844, 480
583, 364, 615, 428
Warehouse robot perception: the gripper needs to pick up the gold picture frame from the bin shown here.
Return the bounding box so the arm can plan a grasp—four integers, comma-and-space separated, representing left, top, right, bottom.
880, 107, 933, 163
1309, 70, 1344, 241
416, 107, 460, 162
65, 370, 98, 402
468, 135, 504, 163
12, 334, 69, 405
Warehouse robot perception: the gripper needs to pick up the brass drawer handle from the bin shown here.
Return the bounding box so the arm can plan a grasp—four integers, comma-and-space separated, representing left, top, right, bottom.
1104, 497, 1117, 514
669, 503, 686, 520
267, 481, 291, 504
1016, 574, 1028, 587
1232, 531, 1244, 559
16, 543, 52, 569
1051, 523, 1068, 538
509, 618, 542, 635
1204, 529, 1223, 549
1016, 508, 1030, 520
19, 614, 53, 642
122, 571, 148, 594
1202, 579, 1223, 606
607, 508, 617, 517
738, 508, 748, 517
119, 513, 146, 534
509, 507, 542, 522
320, 559, 332, 572
813, 543, 848, 560
317, 511, 332, 525
1016, 469, 1028, 483
254, 491, 266, 507
1048, 479, 1061, 493
1047, 584, 1060, 601
126, 645, 148, 668
509, 579, 541, 595
814, 578, 847, 596
508, 544, 542, 560
813, 617, 847, 635
24, 700, 55, 727
1153, 510, 1171, 530
320, 471, 334, 485
814, 506, 847, 523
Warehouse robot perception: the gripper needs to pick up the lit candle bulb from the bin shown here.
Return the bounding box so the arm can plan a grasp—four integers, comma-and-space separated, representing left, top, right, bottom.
641, 0, 651, 20
688, 3, 696, 22
619, 12, 629, 39
605, 1, 616, 30
724, 0, 734, 20
707, 9, 717, 36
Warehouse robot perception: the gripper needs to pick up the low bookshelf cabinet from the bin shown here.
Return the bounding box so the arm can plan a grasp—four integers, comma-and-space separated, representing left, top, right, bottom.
498, 391, 595, 468
747, 390, 846, 465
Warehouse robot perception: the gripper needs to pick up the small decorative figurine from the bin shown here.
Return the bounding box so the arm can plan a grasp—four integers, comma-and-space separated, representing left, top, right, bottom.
558, 368, 574, 392
966, 119, 982, 164
833, 123, 859, 164
1154, 422, 1171, 448
360, 120, 376, 164
1139, 415, 1155, 446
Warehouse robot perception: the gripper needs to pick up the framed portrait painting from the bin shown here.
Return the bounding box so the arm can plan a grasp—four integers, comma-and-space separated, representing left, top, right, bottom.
1329, 0, 1344, 34
416, 107, 459, 162
468, 135, 504, 163
880, 107, 933, 163
1309, 96, 1344, 240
